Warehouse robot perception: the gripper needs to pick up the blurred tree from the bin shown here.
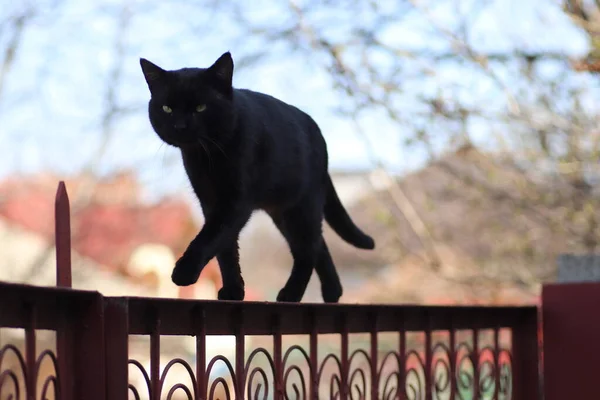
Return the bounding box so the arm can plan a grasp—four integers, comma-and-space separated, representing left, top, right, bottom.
224, 0, 600, 290
1, 0, 598, 294
565, 0, 600, 72
0, 1, 63, 102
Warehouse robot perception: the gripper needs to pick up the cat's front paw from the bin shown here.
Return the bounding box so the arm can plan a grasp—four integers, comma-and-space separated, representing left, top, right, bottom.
171, 253, 203, 286
218, 285, 245, 301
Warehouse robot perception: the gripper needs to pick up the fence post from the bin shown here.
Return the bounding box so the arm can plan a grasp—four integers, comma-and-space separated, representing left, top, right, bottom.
104, 298, 129, 400
55, 181, 106, 400
340, 312, 349, 400
309, 311, 318, 400
369, 312, 378, 400
73, 293, 106, 400
194, 306, 207, 400
235, 307, 245, 400
511, 307, 540, 400
55, 181, 74, 400
542, 283, 600, 400
55, 181, 72, 288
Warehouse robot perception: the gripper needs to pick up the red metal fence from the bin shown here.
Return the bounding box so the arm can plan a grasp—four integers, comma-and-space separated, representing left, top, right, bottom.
0, 182, 541, 399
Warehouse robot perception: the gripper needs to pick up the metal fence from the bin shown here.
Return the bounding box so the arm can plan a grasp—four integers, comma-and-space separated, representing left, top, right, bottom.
0, 182, 541, 400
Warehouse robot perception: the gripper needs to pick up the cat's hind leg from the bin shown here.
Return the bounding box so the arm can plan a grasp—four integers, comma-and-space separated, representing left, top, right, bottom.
272, 205, 322, 302
314, 240, 343, 303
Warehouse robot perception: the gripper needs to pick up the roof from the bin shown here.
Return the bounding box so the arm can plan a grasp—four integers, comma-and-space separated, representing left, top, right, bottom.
340, 144, 584, 303
0, 171, 267, 300
0, 171, 197, 273
346, 244, 538, 305
74, 199, 195, 271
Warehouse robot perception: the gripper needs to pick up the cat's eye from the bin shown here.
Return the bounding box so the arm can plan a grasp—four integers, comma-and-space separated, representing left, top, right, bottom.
196, 104, 207, 113
162, 105, 172, 113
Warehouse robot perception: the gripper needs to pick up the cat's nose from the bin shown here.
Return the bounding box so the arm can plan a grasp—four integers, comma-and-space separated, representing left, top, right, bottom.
174, 121, 187, 130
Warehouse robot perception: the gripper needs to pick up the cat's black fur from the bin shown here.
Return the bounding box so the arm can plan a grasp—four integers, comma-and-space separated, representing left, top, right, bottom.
140, 52, 375, 303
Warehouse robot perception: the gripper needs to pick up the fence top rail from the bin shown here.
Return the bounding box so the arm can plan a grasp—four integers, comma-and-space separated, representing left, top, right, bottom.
0, 282, 537, 334
120, 296, 537, 336
0, 282, 101, 330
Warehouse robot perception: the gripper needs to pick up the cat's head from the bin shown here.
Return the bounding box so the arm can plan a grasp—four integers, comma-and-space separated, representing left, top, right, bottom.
140, 52, 237, 149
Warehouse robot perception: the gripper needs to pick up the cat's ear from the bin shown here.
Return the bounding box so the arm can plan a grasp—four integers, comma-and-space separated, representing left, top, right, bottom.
207, 52, 234, 87
140, 58, 166, 92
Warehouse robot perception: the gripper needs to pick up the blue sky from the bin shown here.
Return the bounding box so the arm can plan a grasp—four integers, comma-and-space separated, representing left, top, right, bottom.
0, 0, 591, 201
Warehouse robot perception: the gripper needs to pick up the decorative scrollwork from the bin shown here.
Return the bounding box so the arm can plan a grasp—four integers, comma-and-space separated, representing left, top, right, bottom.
348, 349, 371, 400
377, 351, 400, 400
431, 343, 451, 400
38, 376, 58, 400
117, 334, 512, 400
405, 350, 425, 400
206, 354, 237, 400
317, 353, 342, 400
282, 345, 311, 400
0, 369, 21, 400
0, 344, 26, 400
209, 376, 233, 400
35, 349, 60, 400
128, 383, 142, 400
498, 349, 512, 400
478, 346, 496, 399
128, 359, 151, 400
0, 345, 61, 400
159, 358, 198, 400
455, 343, 474, 400
243, 347, 275, 400
165, 383, 194, 400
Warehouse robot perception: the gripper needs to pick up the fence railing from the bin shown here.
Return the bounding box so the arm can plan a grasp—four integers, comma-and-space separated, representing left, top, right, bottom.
0, 182, 541, 400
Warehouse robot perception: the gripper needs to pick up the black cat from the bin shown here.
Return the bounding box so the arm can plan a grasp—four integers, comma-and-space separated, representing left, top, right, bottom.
140, 52, 375, 303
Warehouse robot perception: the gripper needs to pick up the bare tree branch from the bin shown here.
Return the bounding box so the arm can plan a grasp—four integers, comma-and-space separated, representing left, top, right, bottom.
0, 9, 34, 102
20, 4, 133, 281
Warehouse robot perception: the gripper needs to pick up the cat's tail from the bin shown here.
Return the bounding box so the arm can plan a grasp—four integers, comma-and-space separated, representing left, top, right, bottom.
324, 175, 376, 250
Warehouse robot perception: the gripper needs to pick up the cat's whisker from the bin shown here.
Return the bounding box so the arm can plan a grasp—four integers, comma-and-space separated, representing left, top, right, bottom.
154, 142, 165, 157
197, 138, 213, 171
201, 135, 228, 159
155, 143, 167, 166
161, 146, 169, 170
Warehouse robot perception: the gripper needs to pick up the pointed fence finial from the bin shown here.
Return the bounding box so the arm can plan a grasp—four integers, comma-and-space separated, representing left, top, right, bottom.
55, 181, 72, 288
